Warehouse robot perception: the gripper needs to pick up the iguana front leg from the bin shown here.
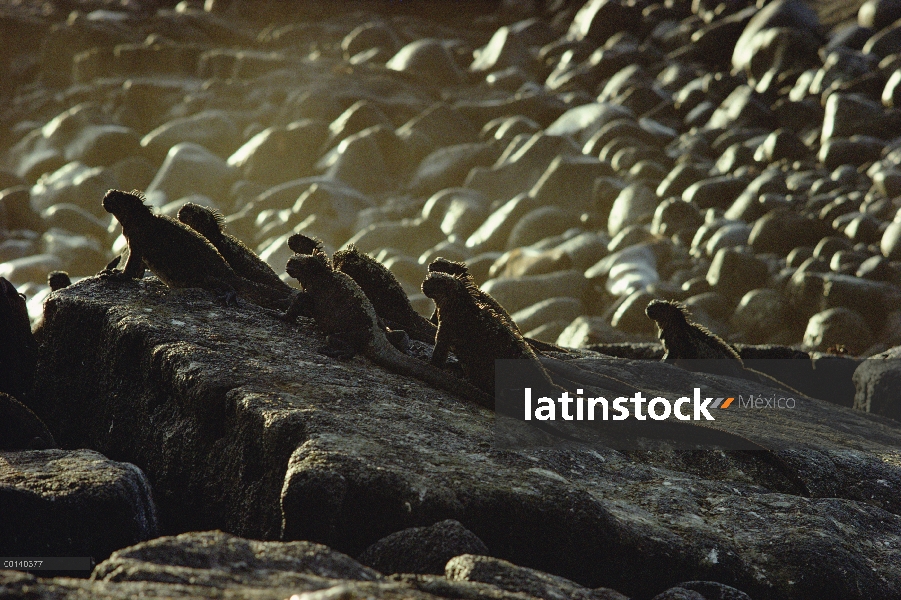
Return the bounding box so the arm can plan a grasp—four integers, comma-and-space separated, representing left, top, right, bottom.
281, 291, 313, 323
123, 245, 145, 278
431, 324, 450, 367
100, 246, 144, 281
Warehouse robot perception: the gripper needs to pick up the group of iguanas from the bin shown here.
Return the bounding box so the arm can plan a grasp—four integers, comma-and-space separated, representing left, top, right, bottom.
99, 189, 645, 411
97, 189, 810, 492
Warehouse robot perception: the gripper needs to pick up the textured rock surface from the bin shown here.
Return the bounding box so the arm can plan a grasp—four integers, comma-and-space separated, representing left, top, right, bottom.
26, 275, 901, 600
0, 528, 757, 600
358, 519, 489, 575
0, 448, 157, 560
92, 530, 381, 586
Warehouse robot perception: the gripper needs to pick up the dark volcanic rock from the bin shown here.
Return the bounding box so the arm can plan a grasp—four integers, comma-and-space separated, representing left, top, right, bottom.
227, 120, 329, 186
0, 277, 37, 403
0, 528, 638, 599
27, 276, 901, 599
706, 248, 769, 301
0, 392, 55, 451
853, 346, 901, 418
0, 448, 157, 560
804, 307, 874, 355
859, 0, 901, 30
749, 208, 834, 256
358, 519, 490, 575
446, 554, 628, 600
93, 530, 381, 585
567, 0, 642, 45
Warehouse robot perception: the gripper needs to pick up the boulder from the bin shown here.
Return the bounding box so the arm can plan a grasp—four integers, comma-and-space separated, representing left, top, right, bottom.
749, 209, 833, 256
227, 120, 328, 185
466, 133, 582, 202
706, 248, 769, 300
0, 392, 55, 450
511, 297, 584, 334
471, 26, 531, 73
140, 110, 239, 161
94, 530, 379, 585
447, 554, 627, 600
859, 0, 901, 30
567, 0, 642, 45
546, 102, 634, 146
482, 269, 589, 315
0, 448, 157, 560
732, 0, 821, 75
409, 143, 501, 197
507, 206, 580, 249
30, 162, 119, 216
853, 346, 901, 417
556, 315, 632, 347
358, 519, 489, 575
387, 39, 463, 84
608, 183, 658, 237
342, 22, 402, 61
803, 307, 874, 354
144, 143, 235, 208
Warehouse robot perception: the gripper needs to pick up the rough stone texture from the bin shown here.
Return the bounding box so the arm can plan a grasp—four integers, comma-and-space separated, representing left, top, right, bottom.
0, 530, 583, 600
27, 276, 901, 600
0, 448, 157, 560
92, 530, 381, 585
358, 519, 489, 575
445, 554, 627, 600
853, 346, 901, 417
0, 392, 55, 450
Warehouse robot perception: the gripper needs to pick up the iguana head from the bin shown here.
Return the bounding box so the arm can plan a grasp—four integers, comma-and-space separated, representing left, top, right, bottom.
102, 189, 153, 226
287, 233, 323, 255
286, 249, 331, 288
177, 203, 224, 239
331, 246, 366, 273
427, 257, 469, 277
645, 299, 689, 328
422, 271, 470, 305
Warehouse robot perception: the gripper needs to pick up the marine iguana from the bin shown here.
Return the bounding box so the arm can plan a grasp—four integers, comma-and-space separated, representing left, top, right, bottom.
285, 250, 494, 409
425, 258, 642, 394
422, 270, 588, 441
280, 234, 331, 323
646, 299, 747, 378
287, 233, 325, 257
645, 299, 804, 393
177, 202, 295, 296
101, 190, 293, 311
333, 245, 437, 344
426, 257, 566, 354
422, 271, 562, 396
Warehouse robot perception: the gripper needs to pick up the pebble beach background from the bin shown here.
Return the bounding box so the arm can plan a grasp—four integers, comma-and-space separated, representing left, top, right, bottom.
1, 0, 900, 356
